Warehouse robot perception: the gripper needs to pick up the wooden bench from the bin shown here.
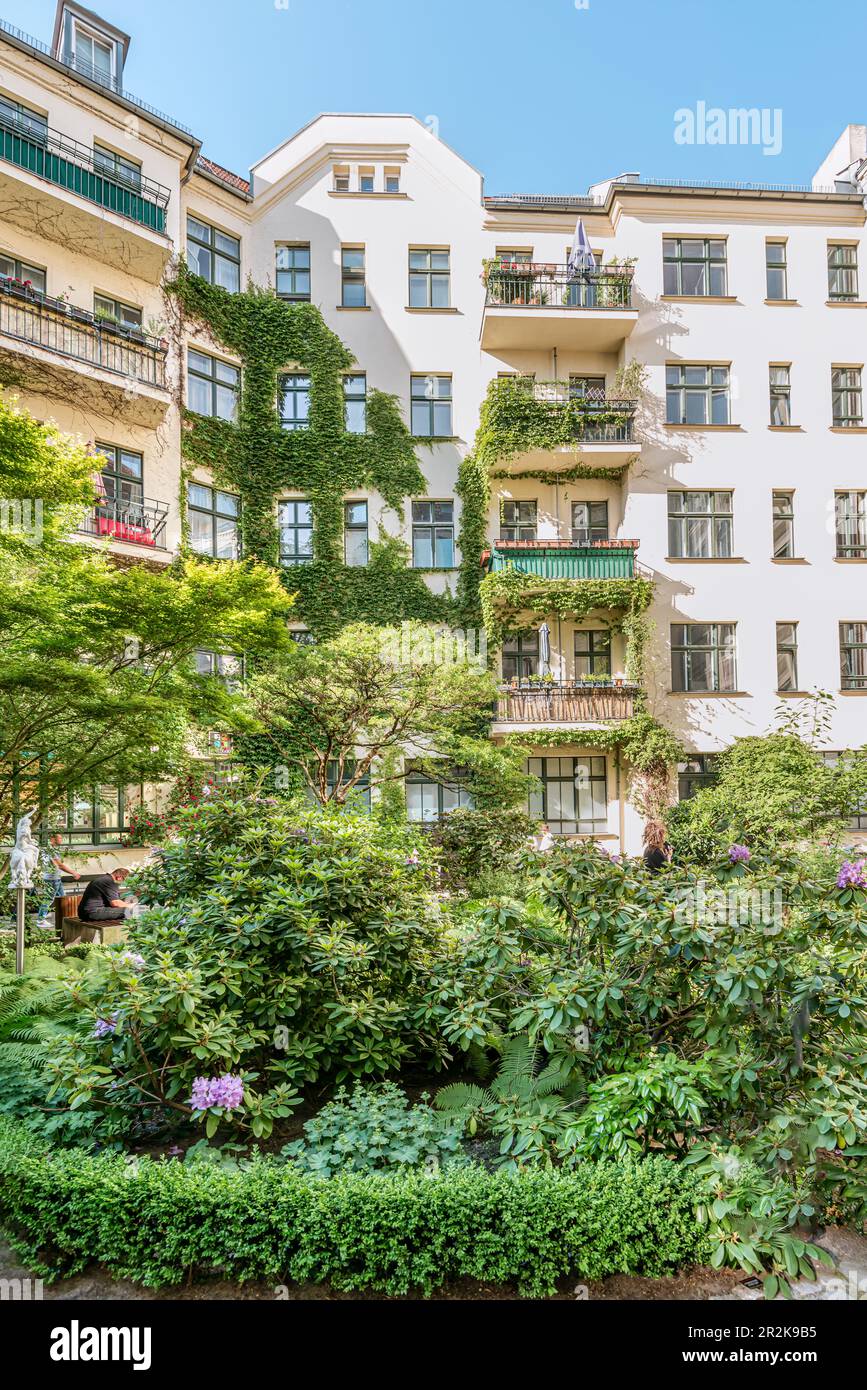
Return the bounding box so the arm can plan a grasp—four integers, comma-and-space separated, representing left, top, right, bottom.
56, 888, 127, 946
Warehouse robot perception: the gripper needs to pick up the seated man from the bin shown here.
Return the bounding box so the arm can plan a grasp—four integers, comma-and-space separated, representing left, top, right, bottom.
77, 866, 131, 923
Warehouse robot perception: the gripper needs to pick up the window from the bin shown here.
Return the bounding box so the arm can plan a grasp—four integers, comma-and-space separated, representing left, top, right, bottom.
765, 241, 788, 300
187, 482, 240, 559
275, 245, 311, 301
278, 499, 313, 565
828, 244, 858, 301
94, 294, 142, 330
569, 374, 606, 403
571, 501, 609, 544
527, 756, 608, 836
385, 169, 401, 194
73, 24, 115, 86
411, 374, 453, 437
95, 443, 143, 505
57, 785, 128, 846
671, 623, 737, 692
93, 144, 141, 191
187, 216, 240, 293
194, 650, 243, 692
667, 491, 733, 558
408, 249, 450, 308
840, 622, 867, 690
406, 767, 472, 822
344, 500, 368, 566
0, 254, 46, 292
835, 491, 867, 558
832, 367, 863, 427
662, 237, 727, 296
343, 373, 366, 432
333, 165, 350, 192
772, 492, 795, 558
496, 249, 533, 265
666, 365, 730, 425
340, 247, 366, 307
769, 366, 792, 426
0, 96, 47, 139
412, 500, 454, 568
359, 170, 375, 193
320, 760, 371, 808
279, 374, 310, 431
187, 349, 239, 420
574, 630, 611, 677
500, 500, 537, 542
502, 632, 540, 680
776, 622, 799, 692
677, 755, 719, 801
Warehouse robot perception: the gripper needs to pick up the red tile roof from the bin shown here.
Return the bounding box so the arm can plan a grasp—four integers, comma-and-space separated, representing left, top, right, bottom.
195, 157, 250, 196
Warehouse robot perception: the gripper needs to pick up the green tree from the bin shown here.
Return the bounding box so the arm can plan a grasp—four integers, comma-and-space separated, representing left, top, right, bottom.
0, 397, 292, 835
246, 621, 528, 809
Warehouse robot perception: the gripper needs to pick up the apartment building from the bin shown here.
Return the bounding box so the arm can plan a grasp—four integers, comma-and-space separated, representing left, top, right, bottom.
1, 4, 865, 854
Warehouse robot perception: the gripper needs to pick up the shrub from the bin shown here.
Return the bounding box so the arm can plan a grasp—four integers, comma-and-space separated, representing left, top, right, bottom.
282, 1082, 466, 1176
0, 1117, 710, 1295
43, 794, 455, 1140
428, 805, 537, 890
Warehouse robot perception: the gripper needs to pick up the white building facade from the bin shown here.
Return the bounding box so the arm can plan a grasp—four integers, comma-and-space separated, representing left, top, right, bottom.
1, 6, 866, 855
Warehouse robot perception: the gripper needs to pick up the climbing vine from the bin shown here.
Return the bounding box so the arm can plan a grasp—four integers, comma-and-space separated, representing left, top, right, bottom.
165, 262, 457, 638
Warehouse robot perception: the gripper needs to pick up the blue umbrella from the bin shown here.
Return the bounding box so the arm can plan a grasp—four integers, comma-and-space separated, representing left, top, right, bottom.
567, 219, 596, 275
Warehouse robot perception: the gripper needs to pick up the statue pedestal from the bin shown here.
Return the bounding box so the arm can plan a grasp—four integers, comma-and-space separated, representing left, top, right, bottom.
15, 884, 25, 975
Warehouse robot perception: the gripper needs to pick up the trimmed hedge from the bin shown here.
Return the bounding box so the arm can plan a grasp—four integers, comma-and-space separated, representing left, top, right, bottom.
0, 1120, 711, 1295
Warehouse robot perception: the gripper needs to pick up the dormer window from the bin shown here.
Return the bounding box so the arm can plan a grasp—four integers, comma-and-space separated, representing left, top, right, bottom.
54, 4, 129, 92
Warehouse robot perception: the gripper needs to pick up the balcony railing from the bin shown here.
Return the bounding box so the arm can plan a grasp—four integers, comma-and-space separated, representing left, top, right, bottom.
0, 277, 168, 387
496, 680, 638, 723
487, 539, 639, 580
483, 261, 635, 310
0, 111, 170, 232
494, 379, 637, 443
78, 498, 169, 549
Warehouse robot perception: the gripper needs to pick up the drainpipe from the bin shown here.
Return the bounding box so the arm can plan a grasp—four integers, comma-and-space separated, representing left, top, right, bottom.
616, 748, 625, 855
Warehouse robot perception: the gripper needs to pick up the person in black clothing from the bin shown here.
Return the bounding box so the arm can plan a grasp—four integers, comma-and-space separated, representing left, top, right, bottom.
642, 820, 672, 873
77, 867, 131, 923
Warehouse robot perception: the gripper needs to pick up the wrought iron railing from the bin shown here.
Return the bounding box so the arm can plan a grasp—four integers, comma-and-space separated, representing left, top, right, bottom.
78, 498, 170, 549
496, 681, 638, 723
0, 277, 167, 386
483, 261, 635, 309
0, 109, 170, 231
487, 540, 639, 580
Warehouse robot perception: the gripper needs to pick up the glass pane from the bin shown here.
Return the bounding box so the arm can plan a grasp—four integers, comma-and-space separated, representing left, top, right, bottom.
187, 483, 212, 509
215, 257, 239, 293
188, 511, 212, 555
215, 516, 238, 559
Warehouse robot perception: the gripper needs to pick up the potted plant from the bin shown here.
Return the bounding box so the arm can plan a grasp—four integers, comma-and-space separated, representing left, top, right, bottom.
613, 671, 626, 688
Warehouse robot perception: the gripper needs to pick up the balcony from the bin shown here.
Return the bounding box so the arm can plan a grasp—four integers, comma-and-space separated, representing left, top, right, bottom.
486, 539, 639, 580
77, 497, 170, 551
0, 277, 169, 426
0, 112, 171, 277
481, 260, 638, 352
486, 378, 640, 473
494, 679, 638, 732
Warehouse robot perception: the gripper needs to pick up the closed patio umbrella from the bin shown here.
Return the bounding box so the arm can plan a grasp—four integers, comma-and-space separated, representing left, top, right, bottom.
567, 219, 596, 275
539, 622, 551, 676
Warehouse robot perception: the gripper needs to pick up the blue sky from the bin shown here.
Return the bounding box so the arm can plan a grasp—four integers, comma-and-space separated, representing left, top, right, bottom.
5, 0, 867, 191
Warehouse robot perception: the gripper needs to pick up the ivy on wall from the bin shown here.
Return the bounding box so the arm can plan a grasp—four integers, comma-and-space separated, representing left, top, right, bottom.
165, 263, 457, 639
455, 376, 638, 625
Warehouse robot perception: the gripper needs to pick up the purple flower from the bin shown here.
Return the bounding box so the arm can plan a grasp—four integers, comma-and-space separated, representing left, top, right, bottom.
187, 1073, 245, 1112
93, 1012, 119, 1040
117, 950, 146, 971
729, 845, 751, 864
837, 859, 867, 890
405, 849, 421, 868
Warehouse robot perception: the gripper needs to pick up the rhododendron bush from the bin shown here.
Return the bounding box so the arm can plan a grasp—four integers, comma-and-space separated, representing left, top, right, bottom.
45, 793, 452, 1138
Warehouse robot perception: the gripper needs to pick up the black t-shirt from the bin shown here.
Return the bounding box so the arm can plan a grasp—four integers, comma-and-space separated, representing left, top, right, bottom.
78, 874, 121, 919
643, 846, 669, 873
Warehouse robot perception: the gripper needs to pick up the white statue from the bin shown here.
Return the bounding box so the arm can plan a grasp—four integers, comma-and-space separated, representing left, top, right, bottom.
9, 809, 39, 890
